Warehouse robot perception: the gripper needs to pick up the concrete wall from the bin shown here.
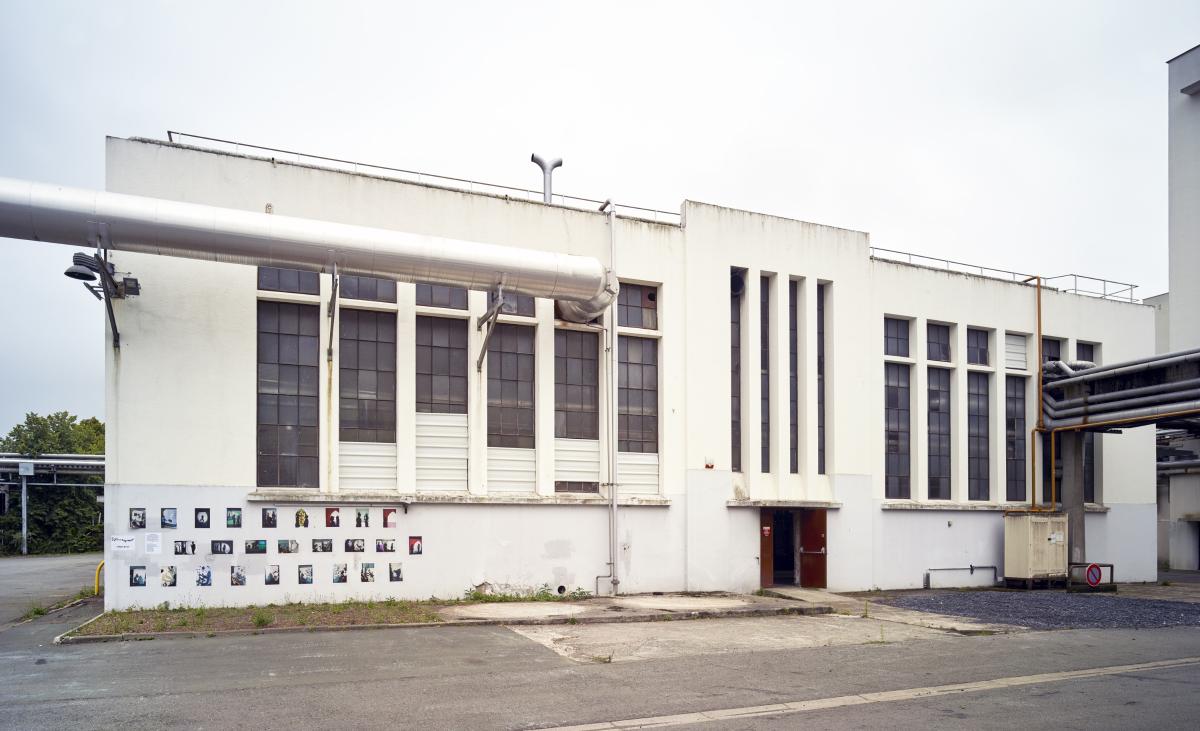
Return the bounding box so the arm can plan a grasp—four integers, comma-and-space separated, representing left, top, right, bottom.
101, 137, 1159, 608
1169, 46, 1200, 352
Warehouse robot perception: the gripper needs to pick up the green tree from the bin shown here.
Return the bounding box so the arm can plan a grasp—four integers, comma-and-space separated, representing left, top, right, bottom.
1, 412, 104, 555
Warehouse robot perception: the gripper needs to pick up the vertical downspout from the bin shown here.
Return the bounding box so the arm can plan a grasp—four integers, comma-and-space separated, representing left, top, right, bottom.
607, 204, 620, 595
1023, 275, 1044, 510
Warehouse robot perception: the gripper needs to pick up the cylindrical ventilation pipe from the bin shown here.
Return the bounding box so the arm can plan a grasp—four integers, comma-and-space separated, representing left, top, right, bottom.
0, 177, 616, 323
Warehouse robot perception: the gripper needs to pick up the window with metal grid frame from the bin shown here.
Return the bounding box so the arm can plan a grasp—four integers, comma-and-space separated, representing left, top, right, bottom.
340, 274, 397, 303
489, 290, 535, 317
1077, 341, 1097, 503
967, 328, 989, 366
789, 280, 798, 474
885, 317, 909, 357
1006, 375, 1026, 501
927, 323, 950, 362
416, 282, 468, 310
884, 363, 911, 498
415, 316, 468, 414
928, 367, 951, 500
339, 309, 397, 442
555, 329, 600, 440
760, 276, 770, 472
618, 283, 658, 329
257, 301, 320, 487
731, 274, 743, 471
618, 335, 658, 453
258, 266, 320, 295
487, 324, 535, 449
968, 371, 990, 500
817, 283, 826, 474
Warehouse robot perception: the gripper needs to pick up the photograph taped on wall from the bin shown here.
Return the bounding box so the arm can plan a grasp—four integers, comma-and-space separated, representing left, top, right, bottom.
197, 565, 212, 587
313, 539, 332, 552
262, 508, 277, 528
409, 536, 423, 555
195, 508, 210, 529
174, 540, 196, 555
389, 563, 403, 581
129, 508, 146, 529
295, 508, 309, 527
245, 539, 267, 554
129, 565, 146, 587
226, 508, 242, 528
332, 563, 347, 583
326, 507, 341, 528
361, 563, 375, 582
211, 540, 233, 555
383, 508, 397, 528
278, 539, 299, 554
376, 538, 395, 552
231, 566, 246, 586
345, 539, 365, 552
356, 508, 369, 527
298, 565, 313, 584
161, 566, 176, 587
161, 508, 177, 529
265, 565, 280, 585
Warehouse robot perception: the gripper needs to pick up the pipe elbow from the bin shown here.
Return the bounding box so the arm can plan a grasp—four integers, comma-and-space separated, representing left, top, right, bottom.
557, 269, 618, 323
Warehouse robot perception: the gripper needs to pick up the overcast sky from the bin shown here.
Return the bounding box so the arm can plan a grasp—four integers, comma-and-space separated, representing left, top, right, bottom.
1, 1, 1197, 431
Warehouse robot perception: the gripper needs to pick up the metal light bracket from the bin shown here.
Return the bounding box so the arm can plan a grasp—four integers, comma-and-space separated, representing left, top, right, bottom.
476, 284, 507, 372
327, 261, 339, 362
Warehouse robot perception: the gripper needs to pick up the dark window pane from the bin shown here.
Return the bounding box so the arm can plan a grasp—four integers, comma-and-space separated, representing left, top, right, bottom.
927, 323, 950, 362
928, 367, 951, 499
258, 266, 319, 295
490, 290, 536, 317
884, 363, 910, 498
731, 269, 744, 471
555, 329, 600, 439
817, 283, 826, 474
339, 308, 398, 443
617, 283, 658, 329
1006, 375, 1027, 502
417, 282, 468, 310
967, 328, 989, 366
884, 317, 909, 357
488, 324, 535, 447
258, 300, 319, 487
968, 372, 990, 500
415, 317, 468, 413
619, 335, 658, 453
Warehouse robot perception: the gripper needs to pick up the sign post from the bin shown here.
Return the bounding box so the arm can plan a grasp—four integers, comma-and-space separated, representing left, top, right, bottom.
1085, 562, 1103, 588
18, 462, 33, 556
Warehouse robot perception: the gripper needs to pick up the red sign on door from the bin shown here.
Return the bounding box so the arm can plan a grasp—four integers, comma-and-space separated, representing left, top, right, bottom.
761, 526, 771, 538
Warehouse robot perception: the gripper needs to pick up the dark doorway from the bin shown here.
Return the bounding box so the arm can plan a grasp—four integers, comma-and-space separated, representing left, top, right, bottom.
761, 508, 828, 588
772, 510, 796, 585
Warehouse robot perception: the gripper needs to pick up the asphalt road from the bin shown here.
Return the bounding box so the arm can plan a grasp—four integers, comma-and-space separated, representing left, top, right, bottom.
2, 600, 1199, 730
0, 552, 101, 625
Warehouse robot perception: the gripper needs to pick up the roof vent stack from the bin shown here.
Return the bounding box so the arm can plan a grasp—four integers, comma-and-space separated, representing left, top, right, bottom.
531, 153, 562, 205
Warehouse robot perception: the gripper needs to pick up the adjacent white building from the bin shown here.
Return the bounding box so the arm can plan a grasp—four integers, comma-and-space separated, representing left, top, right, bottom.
99, 135, 1157, 610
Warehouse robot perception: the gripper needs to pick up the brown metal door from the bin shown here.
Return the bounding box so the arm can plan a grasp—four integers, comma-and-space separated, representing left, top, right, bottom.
799, 509, 827, 588
760, 509, 774, 588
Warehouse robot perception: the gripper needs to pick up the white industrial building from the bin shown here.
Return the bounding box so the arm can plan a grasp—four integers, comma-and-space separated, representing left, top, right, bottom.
8, 135, 1160, 610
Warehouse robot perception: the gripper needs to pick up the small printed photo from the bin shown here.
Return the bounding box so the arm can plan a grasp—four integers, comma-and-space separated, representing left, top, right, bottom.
129, 565, 147, 587
298, 564, 313, 585
265, 565, 280, 585
295, 508, 309, 528
389, 563, 404, 582
345, 539, 365, 553
332, 563, 347, 584
313, 539, 333, 553
278, 539, 300, 554
325, 507, 341, 528
129, 508, 146, 530
161, 566, 177, 587
409, 536, 423, 555
211, 540, 234, 555
160, 508, 178, 529
226, 508, 242, 528
361, 563, 375, 583
355, 508, 369, 528
376, 538, 395, 553
195, 508, 211, 529
231, 565, 246, 586
174, 540, 197, 556
197, 565, 213, 587
383, 508, 398, 528
245, 539, 267, 554
262, 507, 277, 528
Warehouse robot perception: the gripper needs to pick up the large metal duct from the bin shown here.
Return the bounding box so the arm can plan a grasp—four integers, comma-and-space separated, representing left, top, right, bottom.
0, 176, 617, 322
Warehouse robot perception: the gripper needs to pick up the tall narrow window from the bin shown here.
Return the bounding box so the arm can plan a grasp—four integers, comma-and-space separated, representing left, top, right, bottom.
555, 330, 600, 440
884, 317, 909, 357
415, 317, 468, 414
1077, 342, 1097, 503
789, 281, 798, 474
884, 363, 910, 498
257, 301, 320, 487
1006, 375, 1026, 501
760, 276, 771, 473
258, 267, 319, 295
817, 284, 826, 474
927, 367, 951, 500
618, 283, 658, 329
731, 271, 743, 472
340, 275, 397, 303
968, 372, 990, 500
487, 324, 535, 449
1040, 337, 1063, 504
618, 336, 658, 453
416, 283, 468, 310
339, 309, 397, 443
927, 323, 950, 362
967, 328, 989, 366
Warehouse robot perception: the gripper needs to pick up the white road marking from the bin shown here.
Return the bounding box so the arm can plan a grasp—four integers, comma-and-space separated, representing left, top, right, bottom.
540, 656, 1200, 730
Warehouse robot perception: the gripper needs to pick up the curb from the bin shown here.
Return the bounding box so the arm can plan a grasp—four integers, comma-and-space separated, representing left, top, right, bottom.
56, 603, 832, 645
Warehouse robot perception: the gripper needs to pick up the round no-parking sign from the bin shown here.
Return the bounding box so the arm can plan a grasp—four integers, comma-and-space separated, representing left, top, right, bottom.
1086, 563, 1103, 587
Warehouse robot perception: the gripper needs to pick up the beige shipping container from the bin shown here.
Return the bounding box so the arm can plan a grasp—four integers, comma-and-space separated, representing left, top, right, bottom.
1004, 513, 1068, 580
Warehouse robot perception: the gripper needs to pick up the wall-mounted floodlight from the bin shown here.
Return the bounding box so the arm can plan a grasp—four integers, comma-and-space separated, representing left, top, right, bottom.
63, 263, 97, 281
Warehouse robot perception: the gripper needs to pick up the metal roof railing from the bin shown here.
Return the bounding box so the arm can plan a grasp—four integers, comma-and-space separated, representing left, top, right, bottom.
869, 247, 1139, 303
165, 131, 683, 226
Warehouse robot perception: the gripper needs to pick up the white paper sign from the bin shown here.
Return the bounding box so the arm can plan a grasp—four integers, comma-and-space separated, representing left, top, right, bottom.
145, 533, 162, 555
110, 535, 136, 553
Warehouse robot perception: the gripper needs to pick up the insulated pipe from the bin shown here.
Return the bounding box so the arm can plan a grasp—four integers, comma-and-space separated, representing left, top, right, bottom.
1043, 400, 1200, 430
0, 177, 617, 323
1047, 347, 1200, 390
1045, 377, 1200, 411
1044, 388, 1200, 420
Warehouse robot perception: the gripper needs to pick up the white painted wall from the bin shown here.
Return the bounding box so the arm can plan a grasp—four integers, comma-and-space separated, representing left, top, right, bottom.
101, 137, 1159, 608
1168, 46, 1200, 352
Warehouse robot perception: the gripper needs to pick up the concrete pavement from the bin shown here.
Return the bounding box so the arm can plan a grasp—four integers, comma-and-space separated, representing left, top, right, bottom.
0, 552, 101, 625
